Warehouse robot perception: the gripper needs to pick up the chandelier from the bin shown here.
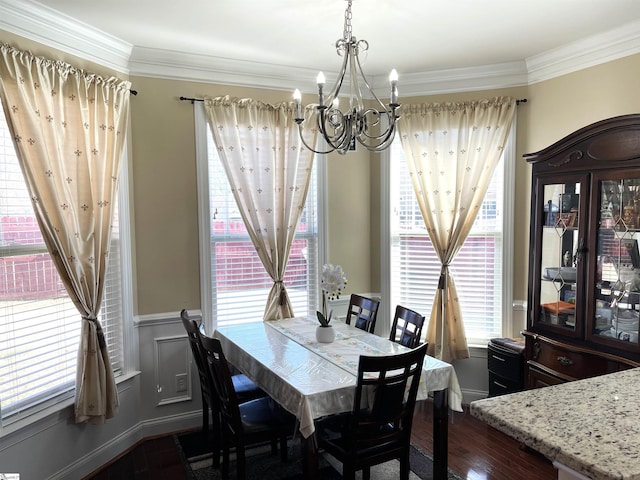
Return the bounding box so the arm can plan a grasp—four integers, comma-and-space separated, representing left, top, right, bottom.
293, 0, 400, 155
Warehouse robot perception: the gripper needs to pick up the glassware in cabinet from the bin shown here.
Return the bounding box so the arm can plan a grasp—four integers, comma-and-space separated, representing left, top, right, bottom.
591, 176, 640, 348
535, 180, 581, 333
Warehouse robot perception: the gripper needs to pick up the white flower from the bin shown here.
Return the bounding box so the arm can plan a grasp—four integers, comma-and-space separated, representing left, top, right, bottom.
321, 263, 347, 299
318, 264, 347, 327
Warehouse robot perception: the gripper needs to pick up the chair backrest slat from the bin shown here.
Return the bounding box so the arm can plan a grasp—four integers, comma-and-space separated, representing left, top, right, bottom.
180, 309, 214, 401
199, 334, 243, 436
389, 305, 426, 349
349, 342, 428, 451
345, 294, 380, 334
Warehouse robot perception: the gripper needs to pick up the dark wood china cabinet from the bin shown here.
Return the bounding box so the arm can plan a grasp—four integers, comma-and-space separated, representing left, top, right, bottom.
523, 114, 640, 388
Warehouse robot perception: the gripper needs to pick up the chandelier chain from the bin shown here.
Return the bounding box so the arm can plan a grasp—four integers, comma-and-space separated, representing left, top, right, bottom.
343, 0, 353, 40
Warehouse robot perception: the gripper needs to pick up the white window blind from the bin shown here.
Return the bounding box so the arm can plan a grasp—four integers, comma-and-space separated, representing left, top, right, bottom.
202, 119, 319, 327
390, 138, 508, 343
0, 103, 124, 426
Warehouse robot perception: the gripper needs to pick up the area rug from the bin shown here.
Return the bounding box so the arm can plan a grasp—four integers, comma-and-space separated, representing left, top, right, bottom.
175, 430, 464, 480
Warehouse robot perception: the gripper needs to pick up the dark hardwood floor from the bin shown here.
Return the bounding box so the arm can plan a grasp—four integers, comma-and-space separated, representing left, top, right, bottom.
412, 401, 556, 480
84, 433, 189, 480
85, 400, 557, 480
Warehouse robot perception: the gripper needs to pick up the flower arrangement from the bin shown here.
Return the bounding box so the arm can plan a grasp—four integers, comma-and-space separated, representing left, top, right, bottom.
317, 263, 347, 327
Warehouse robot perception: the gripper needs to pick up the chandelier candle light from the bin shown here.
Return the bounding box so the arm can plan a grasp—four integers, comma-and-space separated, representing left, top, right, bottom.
293, 0, 400, 155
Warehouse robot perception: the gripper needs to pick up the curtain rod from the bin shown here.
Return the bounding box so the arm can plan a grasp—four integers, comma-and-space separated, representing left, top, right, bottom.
180, 96, 203, 104
180, 96, 527, 105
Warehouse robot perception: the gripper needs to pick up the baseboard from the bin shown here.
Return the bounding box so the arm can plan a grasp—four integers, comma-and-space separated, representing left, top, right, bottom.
136, 410, 201, 439
461, 388, 488, 404
50, 411, 201, 480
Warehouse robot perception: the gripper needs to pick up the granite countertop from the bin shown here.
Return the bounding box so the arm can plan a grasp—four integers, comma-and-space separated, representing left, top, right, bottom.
470, 368, 640, 480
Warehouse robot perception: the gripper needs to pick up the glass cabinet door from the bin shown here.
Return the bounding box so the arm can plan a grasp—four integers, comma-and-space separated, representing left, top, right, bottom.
592, 176, 640, 349
536, 180, 581, 333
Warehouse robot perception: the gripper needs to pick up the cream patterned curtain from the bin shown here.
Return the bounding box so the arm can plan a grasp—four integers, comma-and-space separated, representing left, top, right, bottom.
204, 95, 317, 320
397, 96, 516, 362
0, 44, 130, 423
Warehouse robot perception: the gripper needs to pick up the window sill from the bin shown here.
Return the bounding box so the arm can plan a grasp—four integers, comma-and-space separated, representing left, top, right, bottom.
467, 342, 489, 349
0, 370, 141, 440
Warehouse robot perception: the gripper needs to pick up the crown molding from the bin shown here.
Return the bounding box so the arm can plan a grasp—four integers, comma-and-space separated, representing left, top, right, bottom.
130, 45, 530, 97
526, 19, 640, 84
128, 46, 315, 93
0, 0, 132, 74
2, 0, 640, 94
383, 61, 529, 97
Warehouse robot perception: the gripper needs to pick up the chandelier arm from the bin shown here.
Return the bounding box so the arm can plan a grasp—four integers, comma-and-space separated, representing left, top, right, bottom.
358, 109, 395, 141
355, 113, 398, 152
349, 41, 366, 114
354, 45, 390, 112
296, 122, 337, 155
326, 42, 350, 103
318, 108, 351, 153
340, 113, 356, 152
352, 46, 400, 150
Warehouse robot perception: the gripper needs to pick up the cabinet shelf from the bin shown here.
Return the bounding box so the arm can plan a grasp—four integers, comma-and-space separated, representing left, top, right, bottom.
542, 225, 578, 230
542, 277, 576, 284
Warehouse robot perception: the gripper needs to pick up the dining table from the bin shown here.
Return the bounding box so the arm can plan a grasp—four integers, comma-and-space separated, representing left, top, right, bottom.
213, 315, 463, 480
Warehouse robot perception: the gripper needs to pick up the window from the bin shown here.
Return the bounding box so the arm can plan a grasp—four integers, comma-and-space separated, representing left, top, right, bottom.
195, 104, 320, 330
387, 130, 515, 345
0, 102, 130, 428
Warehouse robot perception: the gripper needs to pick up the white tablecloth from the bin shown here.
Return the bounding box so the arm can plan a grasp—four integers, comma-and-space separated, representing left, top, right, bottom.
215, 316, 463, 438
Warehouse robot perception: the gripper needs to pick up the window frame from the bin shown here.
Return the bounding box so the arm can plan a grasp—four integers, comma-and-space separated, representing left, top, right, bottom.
0, 103, 135, 434
193, 102, 327, 332
380, 122, 516, 345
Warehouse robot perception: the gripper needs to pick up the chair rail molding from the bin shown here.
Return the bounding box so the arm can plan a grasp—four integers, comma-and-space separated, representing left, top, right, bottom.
135, 310, 202, 327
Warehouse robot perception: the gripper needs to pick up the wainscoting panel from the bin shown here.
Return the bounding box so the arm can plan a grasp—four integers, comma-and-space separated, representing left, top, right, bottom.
154, 335, 192, 406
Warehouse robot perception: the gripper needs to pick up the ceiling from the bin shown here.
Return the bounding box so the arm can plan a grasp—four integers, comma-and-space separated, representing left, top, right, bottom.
4, 0, 640, 94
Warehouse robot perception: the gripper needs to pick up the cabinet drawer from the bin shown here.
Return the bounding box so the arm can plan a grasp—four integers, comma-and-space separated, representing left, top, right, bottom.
488, 372, 522, 397
530, 338, 623, 380
526, 364, 565, 389
488, 343, 523, 382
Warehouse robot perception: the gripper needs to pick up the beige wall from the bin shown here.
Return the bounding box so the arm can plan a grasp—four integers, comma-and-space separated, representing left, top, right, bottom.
370, 55, 640, 303
524, 54, 640, 150
515, 54, 640, 299
4, 28, 640, 318
129, 76, 374, 314
326, 145, 372, 294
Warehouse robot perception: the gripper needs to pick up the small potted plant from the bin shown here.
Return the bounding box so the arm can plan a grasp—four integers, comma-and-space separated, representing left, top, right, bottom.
316, 263, 347, 343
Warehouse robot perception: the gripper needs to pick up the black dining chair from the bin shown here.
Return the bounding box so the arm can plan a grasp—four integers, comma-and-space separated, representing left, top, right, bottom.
316, 342, 428, 480
180, 309, 265, 467
345, 293, 380, 334
199, 334, 296, 480
389, 305, 426, 349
